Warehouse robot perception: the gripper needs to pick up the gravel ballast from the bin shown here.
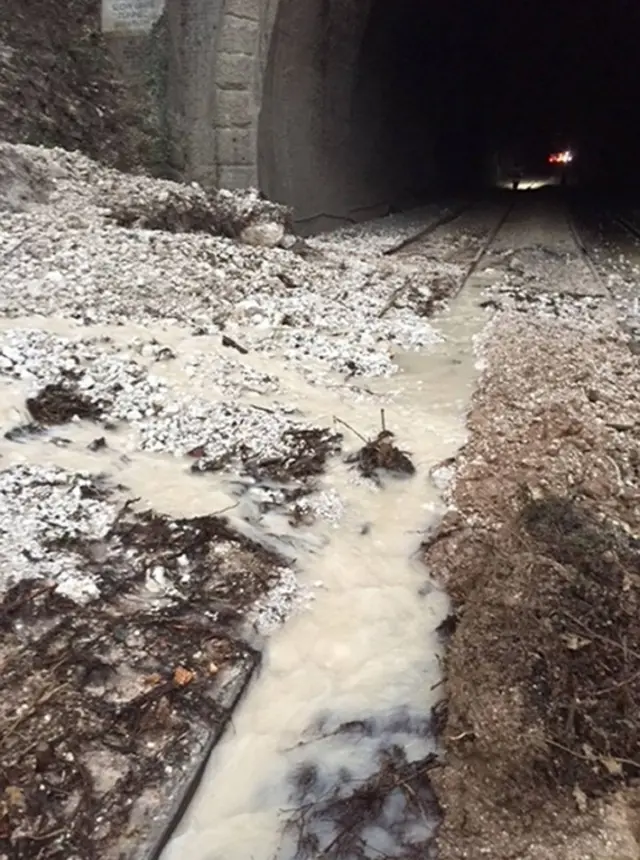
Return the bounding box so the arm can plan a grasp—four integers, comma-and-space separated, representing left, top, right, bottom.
7, 137, 640, 860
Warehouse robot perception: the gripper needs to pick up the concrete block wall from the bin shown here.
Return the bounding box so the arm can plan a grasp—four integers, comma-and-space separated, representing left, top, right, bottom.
101, 0, 306, 193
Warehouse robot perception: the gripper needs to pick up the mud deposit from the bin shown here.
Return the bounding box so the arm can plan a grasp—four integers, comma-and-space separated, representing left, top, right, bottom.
0, 470, 289, 860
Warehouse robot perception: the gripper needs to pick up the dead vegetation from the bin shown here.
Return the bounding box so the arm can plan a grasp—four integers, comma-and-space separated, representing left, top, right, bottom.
0, 0, 151, 171
26, 382, 106, 425
520, 493, 640, 793
280, 712, 441, 860
345, 427, 415, 484
0, 492, 289, 859
247, 429, 343, 483
106, 183, 292, 240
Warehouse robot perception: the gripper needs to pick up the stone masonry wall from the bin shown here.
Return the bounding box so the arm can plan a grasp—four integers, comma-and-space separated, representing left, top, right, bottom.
102, 0, 270, 190
213, 0, 262, 189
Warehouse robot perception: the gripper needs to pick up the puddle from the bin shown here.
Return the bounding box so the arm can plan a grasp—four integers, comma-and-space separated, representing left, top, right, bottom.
157, 284, 491, 860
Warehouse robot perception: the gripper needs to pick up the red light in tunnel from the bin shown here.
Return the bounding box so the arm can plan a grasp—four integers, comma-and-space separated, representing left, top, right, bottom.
548, 151, 573, 165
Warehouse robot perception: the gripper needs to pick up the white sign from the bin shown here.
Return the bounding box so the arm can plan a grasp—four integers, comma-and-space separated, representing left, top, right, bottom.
101, 0, 165, 33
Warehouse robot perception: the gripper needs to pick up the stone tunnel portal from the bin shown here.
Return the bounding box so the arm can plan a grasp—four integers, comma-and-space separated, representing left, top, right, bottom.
256, 0, 480, 230
177, 0, 639, 228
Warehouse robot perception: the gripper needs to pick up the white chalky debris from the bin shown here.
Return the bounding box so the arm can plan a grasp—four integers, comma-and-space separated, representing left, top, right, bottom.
0, 143, 445, 379
248, 568, 314, 635
0, 329, 315, 466
0, 464, 118, 603
0, 141, 468, 636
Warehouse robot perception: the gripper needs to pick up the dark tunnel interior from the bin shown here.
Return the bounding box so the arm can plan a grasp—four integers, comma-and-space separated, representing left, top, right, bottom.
257, 0, 640, 227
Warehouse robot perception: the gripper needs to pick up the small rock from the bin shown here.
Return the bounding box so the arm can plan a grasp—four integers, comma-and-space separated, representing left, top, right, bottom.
239, 221, 285, 248
88, 437, 107, 452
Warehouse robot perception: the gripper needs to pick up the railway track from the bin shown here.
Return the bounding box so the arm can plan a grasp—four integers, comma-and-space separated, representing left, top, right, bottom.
565, 209, 610, 296
611, 214, 640, 243
378, 197, 517, 317
381, 201, 474, 256
455, 199, 516, 294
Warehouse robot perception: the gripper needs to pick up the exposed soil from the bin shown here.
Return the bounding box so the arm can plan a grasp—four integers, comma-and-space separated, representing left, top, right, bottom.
0, 0, 151, 171
425, 311, 640, 859
0, 481, 291, 860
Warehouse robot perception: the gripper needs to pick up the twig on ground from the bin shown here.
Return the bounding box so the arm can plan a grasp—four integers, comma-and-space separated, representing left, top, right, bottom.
562, 611, 640, 661
333, 415, 368, 443
222, 334, 249, 355
378, 277, 410, 319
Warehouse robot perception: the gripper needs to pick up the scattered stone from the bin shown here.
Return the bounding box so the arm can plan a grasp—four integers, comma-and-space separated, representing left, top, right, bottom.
243, 428, 343, 483
0, 464, 305, 860
87, 436, 107, 451
240, 221, 286, 249
0, 143, 443, 378
105, 179, 291, 242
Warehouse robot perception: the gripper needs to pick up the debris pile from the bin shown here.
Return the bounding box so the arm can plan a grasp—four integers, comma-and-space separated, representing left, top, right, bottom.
26, 382, 106, 425
433, 493, 640, 805
347, 429, 415, 484
0, 143, 442, 376
105, 180, 293, 247
0, 329, 343, 475
425, 310, 640, 859
0, 464, 305, 859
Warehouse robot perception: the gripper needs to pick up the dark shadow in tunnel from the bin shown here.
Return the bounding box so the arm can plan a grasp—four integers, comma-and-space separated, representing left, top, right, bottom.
258, 0, 640, 229
258, 0, 481, 231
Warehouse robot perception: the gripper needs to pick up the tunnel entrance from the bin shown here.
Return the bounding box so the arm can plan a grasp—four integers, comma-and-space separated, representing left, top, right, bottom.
255, 0, 640, 229
258, 0, 486, 230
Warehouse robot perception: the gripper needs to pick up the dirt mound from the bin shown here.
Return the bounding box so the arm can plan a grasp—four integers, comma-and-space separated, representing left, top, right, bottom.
432, 492, 640, 805
245, 428, 343, 483
0, 0, 150, 170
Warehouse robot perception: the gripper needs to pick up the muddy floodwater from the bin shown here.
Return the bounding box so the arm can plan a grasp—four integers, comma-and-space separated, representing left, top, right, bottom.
158, 283, 490, 860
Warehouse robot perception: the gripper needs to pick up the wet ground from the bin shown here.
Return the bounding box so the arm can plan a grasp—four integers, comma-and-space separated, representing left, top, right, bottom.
2, 144, 640, 860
